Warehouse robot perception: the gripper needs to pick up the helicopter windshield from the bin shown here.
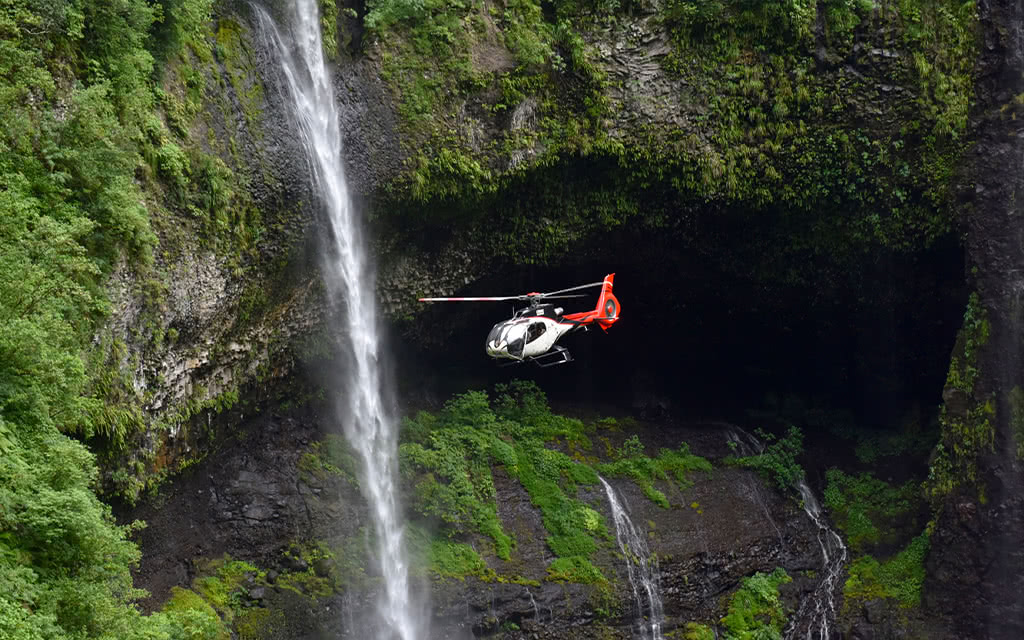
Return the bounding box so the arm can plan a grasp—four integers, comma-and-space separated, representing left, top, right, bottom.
504, 323, 526, 358
486, 320, 528, 359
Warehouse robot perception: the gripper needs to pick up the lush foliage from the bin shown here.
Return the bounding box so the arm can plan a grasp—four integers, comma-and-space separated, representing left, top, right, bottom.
726, 426, 804, 491
720, 567, 792, 640
399, 381, 708, 585
0, 2, 228, 638
597, 435, 712, 508
400, 381, 606, 579
823, 470, 922, 553
843, 533, 930, 608
368, 0, 975, 272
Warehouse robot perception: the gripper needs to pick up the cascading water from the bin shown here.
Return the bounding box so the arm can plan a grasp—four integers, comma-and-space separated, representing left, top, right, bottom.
253, 4, 417, 639
599, 476, 664, 640
789, 482, 847, 640
724, 427, 846, 640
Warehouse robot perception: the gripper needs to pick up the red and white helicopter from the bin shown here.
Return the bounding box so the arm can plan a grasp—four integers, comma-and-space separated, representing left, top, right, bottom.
418, 273, 620, 367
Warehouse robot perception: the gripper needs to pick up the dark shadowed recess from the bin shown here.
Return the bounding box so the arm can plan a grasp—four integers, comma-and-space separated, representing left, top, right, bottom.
393, 216, 967, 442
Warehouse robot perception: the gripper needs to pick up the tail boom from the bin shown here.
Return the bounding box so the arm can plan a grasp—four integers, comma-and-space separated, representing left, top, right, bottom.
562, 273, 620, 331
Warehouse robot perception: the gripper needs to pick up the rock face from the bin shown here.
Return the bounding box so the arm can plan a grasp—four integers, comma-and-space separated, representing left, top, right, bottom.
925, 1, 1024, 638
105, 1, 1024, 637
130, 414, 825, 639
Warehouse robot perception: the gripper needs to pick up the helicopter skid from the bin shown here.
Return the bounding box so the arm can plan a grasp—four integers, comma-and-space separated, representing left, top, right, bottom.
531, 345, 574, 368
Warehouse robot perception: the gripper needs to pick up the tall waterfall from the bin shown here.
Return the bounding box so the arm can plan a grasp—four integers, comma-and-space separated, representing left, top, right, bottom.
724, 427, 846, 640
254, 4, 417, 639
599, 476, 664, 640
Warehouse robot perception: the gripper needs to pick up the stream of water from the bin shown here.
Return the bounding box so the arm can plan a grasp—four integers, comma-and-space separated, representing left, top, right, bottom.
254, 4, 417, 638
599, 476, 665, 640
724, 427, 847, 640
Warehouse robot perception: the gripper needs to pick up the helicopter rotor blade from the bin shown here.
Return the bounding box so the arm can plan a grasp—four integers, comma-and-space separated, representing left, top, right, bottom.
531, 294, 588, 300
537, 281, 604, 297
418, 296, 525, 302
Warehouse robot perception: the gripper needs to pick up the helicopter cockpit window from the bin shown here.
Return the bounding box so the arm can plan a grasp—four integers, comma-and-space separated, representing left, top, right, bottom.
505, 322, 527, 358
486, 323, 504, 346
526, 322, 547, 344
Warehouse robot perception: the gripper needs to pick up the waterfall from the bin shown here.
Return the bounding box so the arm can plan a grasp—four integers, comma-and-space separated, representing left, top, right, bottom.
599, 476, 665, 640
724, 427, 846, 640
253, 4, 417, 639
790, 482, 847, 640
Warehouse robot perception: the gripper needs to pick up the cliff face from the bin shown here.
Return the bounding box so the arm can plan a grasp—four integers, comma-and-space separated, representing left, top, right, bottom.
925, 1, 1024, 638
115, 0, 974, 493
96, 0, 1024, 638
129, 404, 826, 639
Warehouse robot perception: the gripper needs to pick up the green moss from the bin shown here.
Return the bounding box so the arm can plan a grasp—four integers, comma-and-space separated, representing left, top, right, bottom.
298, 435, 360, 486
319, 0, 339, 60
235, 607, 286, 640
193, 556, 263, 622
679, 622, 716, 640
822, 470, 923, 553
926, 293, 995, 503
843, 533, 929, 608
428, 539, 491, 580
275, 571, 333, 599
597, 436, 712, 508
720, 567, 792, 640
400, 381, 618, 582
161, 587, 229, 640
546, 555, 608, 585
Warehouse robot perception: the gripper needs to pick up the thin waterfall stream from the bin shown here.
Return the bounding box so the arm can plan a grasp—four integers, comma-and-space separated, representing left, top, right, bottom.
253, 3, 418, 639
725, 427, 847, 640
599, 476, 665, 640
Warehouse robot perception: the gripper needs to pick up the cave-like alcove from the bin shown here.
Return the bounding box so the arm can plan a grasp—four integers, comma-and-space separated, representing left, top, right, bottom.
394, 207, 967, 449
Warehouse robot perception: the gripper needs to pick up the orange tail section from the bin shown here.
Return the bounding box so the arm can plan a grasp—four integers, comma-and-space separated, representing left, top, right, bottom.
595, 273, 620, 331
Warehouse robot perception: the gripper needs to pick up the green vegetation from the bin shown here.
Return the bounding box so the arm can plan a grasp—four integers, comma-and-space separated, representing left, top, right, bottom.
823, 470, 922, 553
824, 464, 930, 611
844, 533, 930, 608
678, 622, 717, 640
1011, 386, 1024, 460
926, 293, 994, 503
720, 567, 792, 640
367, 0, 975, 274
597, 435, 712, 508
400, 381, 707, 585
400, 381, 604, 578
726, 426, 804, 491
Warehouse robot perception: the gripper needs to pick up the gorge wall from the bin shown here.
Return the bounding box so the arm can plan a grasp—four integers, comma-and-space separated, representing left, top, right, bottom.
54, 0, 1023, 638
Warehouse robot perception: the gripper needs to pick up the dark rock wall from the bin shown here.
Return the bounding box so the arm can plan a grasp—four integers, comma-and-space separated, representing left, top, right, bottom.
927, 1, 1024, 638
130, 413, 822, 639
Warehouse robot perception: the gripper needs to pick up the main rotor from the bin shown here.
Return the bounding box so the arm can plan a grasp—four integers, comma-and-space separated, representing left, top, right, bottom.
418, 279, 605, 307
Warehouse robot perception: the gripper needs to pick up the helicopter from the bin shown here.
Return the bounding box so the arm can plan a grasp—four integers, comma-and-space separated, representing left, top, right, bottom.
418, 273, 620, 367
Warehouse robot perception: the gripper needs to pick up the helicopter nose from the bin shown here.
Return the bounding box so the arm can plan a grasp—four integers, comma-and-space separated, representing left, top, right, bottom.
486, 340, 508, 358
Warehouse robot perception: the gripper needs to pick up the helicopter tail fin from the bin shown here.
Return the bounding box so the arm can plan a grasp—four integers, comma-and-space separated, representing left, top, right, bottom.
594, 273, 620, 331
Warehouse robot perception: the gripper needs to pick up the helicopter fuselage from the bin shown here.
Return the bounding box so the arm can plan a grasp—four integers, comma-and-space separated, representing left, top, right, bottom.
484, 305, 579, 362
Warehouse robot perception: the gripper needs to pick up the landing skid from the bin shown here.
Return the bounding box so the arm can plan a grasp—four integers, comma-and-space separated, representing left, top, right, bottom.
530, 345, 574, 368
496, 346, 574, 368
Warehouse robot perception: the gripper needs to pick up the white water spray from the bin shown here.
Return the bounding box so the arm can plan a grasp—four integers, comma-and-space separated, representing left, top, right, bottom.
254, 4, 417, 639
600, 476, 664, 640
